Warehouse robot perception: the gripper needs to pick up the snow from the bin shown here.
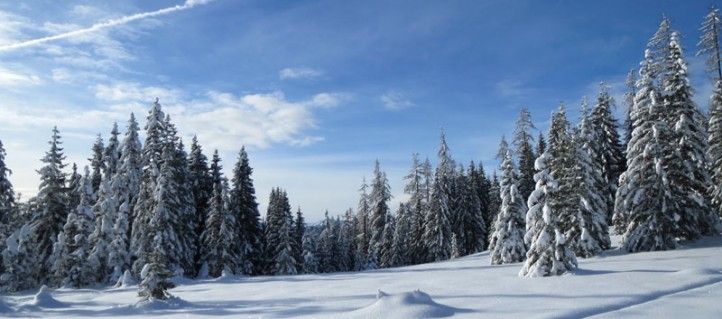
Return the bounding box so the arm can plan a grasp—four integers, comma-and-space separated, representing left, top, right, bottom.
1, 235, 722, 318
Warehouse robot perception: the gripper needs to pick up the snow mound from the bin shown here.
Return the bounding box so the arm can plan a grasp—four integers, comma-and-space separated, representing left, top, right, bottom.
114, 270, 136, 288
135, 295, 189, 311
348, 290, 457, 319
673, 268, 721, 276
28, 285, 66, 308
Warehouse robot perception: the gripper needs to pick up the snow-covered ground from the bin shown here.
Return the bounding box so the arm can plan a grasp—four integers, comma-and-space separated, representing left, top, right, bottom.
2, 236, 722, 318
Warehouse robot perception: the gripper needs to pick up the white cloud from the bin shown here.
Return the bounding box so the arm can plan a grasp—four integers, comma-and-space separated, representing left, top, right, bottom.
95, 82, 181, 103
0, 66, 41, 86
0, 0, 213, 52
279, 67, 323, 80
380, 90, 414, 110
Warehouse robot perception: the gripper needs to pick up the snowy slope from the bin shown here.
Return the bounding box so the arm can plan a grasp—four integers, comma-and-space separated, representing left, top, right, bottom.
1, 236, 721, 318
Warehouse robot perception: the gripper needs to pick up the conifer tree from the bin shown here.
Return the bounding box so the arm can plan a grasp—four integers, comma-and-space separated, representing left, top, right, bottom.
575, 101, 611, 257
55, 167, 95, 287
590, 85, 625, 222
489, 149, 527, 265
66, 163, 82, 213
379, 214, 396, 268
131, 100, 167, 275
89, 135, 105, 193
623, 69, 637, 151
708, 81, 722, 218
470, 161, 491, 243
649, 16, 672, 85
519, 150, 577, 277
403, 154, 430, 264
302, 233, 319, 274
1, 224, 40, 291
229, 147, 263, 275
698, 6, 722, 81
622, 99, 679, 252
536, 133, 546, 157
107, 113, 142, 283
0, 139, 15, 274
614, 50, 657, 234
452, 166, 486, 256
317, 211, 340, 272
392, 203, 411, 267
104, 122, 121, 176
487, 172, 501, 234
514, 107, 536, 201
293, 208, 306, 272
423, 132, 454, 262
201, 182, 237, 277
355, 178, 371, 269
368, 160, 391, 267
337, 208, 356, 271
664, 32, 717, 237
188, 136, 212, 270
32, 126, 68, 277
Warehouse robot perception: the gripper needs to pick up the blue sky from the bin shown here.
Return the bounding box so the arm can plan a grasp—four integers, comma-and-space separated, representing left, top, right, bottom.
0, 0, 717, 222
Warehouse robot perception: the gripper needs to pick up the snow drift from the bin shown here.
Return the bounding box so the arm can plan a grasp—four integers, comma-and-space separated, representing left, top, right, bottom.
347, 290, 458, 319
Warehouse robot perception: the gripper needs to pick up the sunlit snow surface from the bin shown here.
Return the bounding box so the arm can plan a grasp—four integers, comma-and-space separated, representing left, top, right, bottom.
2, 236, 721, 318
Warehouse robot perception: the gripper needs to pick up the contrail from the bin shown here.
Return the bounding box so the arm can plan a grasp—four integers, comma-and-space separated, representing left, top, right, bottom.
0, 0, 213, 52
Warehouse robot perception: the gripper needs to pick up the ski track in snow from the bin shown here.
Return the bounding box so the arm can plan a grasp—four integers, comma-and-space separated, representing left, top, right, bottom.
1, 235, 722, 318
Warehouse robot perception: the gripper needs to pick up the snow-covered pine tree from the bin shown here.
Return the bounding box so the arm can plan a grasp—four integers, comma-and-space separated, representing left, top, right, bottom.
137, 186, 177, 302
0, 224, 40, 291
698, 6, 722, 81
423, 132, 454, 262
623, 69, 637, 152
87, 170, 117, 283
469, 161, 491, 249
391, 203, 410, 267
487, 172, 501, 236
89, 135, 105, 194
403, 154, 430, 265
0, 139, 15, 274
104, 122, 121, 176
614, 50, 657, 235
575, 100, 611, 257
708, 81, 722, 218
187, 136, 212, 271
622, 93, 679, 252
201, 181, 237, 277
338, 208, 356, 271
302, 233, 319, 274
379, 213, 396, 268
649, 16, 673, 86
317, 211, 340, 272
355, 178, 371, 269
55, 167, 95, 287
519, 150, 577, 277
590, 84, 625, 222
166, 128, 198, 276
32, 126, 69, 279
452, 166, 486, 256
293, 208, 306, 272
229, 147, 263, 276
514, 107, 537, 201
664, 32, 717, 238
265, 188, 295, 275
368, 160, 391, 267
131, 100, 167, 275
489, 148, 527, 265
274, 217, 297, 276
107, 113, 142, 283
536, 133, 546, 157
66, 163, 82, 214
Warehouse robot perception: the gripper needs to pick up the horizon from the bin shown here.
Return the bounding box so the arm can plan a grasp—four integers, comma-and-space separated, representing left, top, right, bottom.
0, 0, 716, 222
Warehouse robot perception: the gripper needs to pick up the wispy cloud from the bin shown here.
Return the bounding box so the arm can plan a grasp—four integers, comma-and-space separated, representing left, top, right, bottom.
0, 0, 213, 52
279, 67, 323, 80
380, 90, 414, 110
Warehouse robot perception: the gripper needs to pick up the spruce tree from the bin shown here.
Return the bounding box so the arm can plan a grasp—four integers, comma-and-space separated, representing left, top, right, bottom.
188, 136, 212, 271
55, 167, 95, 287
575, 101, 611, 257
519, 150, 577, 277
514, 107, 536, 201
623, 69, 637, 152
32, 126, 68, 277
403, 154, 430, 264
338, 208, 356, 271
104, 122, 121, 176
664, 32, 717, 238
470, 161, 491, 246
708, 81, 722, 218
590, 84, 625, 222
0, 224, 40, 291
698, 6, 722, 80
0, 139, 15, 274
423, 132, 454, 262
66, 163, 82, 214
317, 211, 340, 272
392, 203, 411, 267
201, 182, 237, 277
293, 208, 306, 272
452, 166, 486, 256
89, 135, 105, 194
131, 100, 167, 275
489, 149, 527, 265
107, 113, 142, 283
229, 147, 263, 275
487, 172, 501, 234
368, 160, 391, 267
355, 178, 371, 269
379, 213, 396, 268
536, 133, 546, 156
